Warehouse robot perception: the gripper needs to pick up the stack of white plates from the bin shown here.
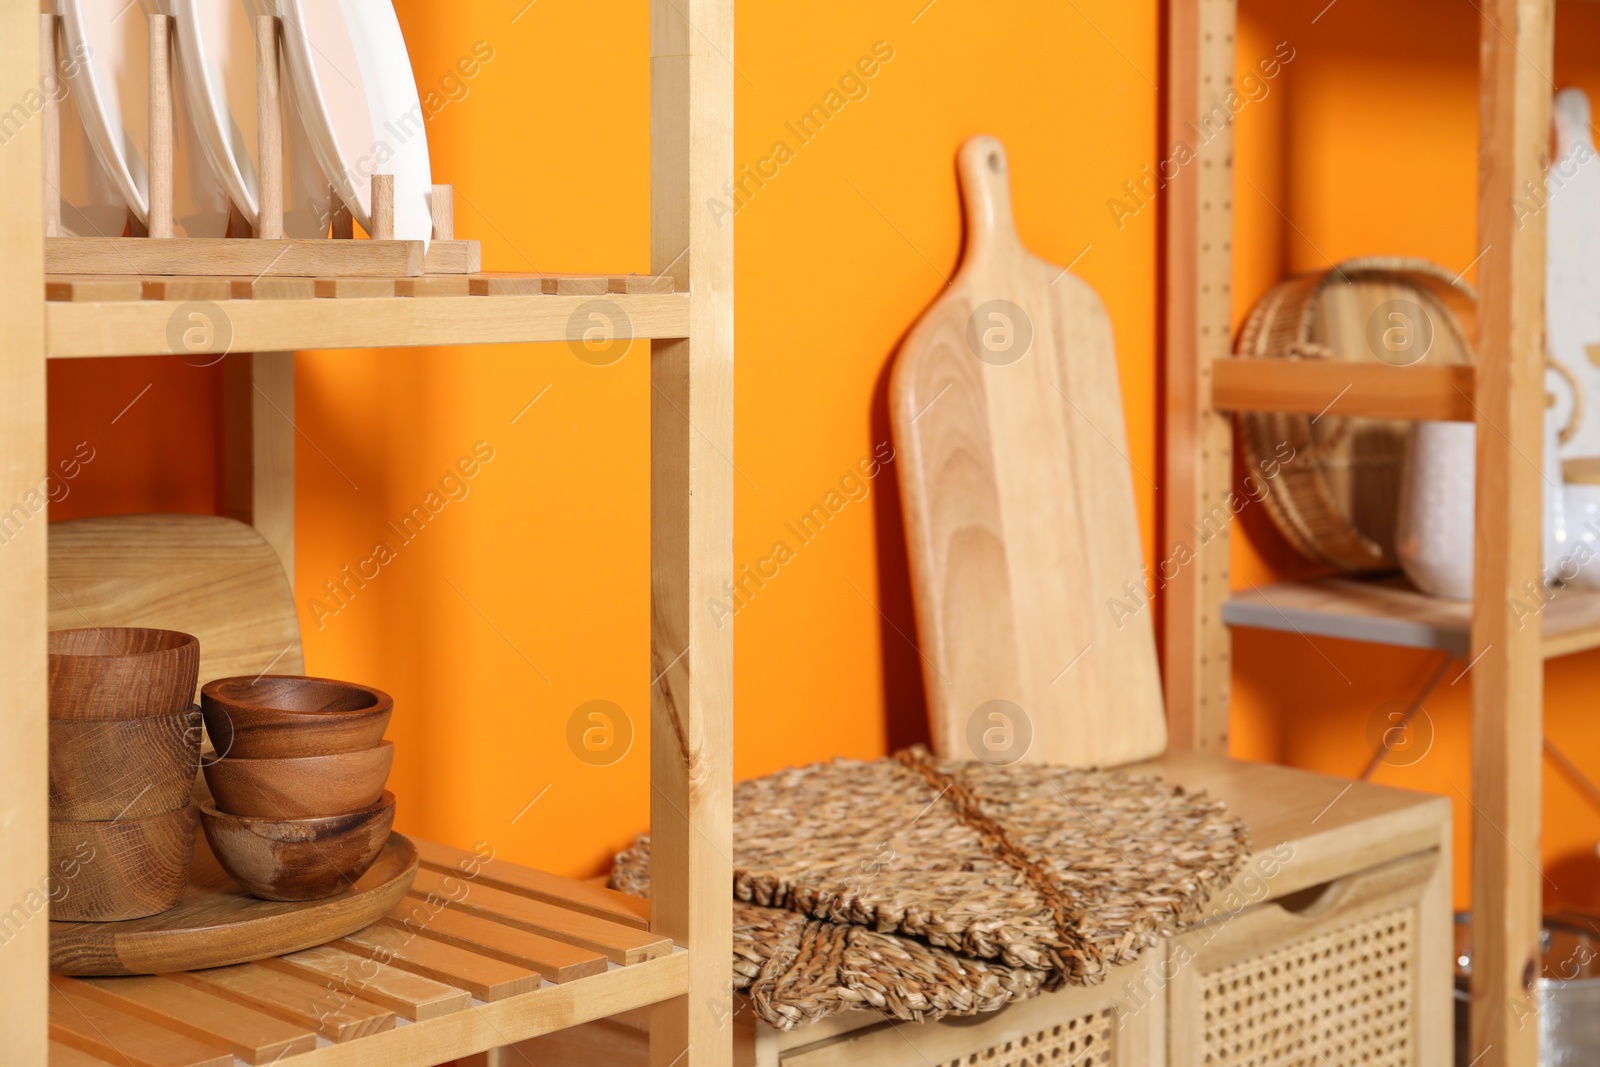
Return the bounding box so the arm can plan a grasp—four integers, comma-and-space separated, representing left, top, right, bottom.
54, 0, 434, 247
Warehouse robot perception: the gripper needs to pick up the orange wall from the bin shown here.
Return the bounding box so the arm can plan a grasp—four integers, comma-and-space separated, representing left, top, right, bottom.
49, 0, 1600, 910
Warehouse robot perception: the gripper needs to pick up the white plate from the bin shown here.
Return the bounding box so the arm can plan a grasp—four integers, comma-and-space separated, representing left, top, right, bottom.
172, 0, 332, 237
55, 25, 128, 237
277, 0, 433, 248
1547, 87, 1600, 458
60, 0, 231, 236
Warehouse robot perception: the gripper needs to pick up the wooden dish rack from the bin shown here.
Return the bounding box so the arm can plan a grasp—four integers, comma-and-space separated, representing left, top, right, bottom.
0, 0, 734, 1065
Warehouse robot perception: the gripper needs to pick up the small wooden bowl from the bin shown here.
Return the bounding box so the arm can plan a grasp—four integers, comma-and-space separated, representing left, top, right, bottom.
50, 707, 203, 821
200, 791, 396, 902
49, 628, 200, 720
200, 676, 392, 759
49, 803, 199, 922
203, 740, 394, 818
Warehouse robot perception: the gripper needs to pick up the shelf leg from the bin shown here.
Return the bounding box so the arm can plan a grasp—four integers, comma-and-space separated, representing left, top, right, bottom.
1471, 0, 1553, 1064
1161, 0, 1236, 755
0, 0, 50, 1057
648, 0, 734, 1061
223, 352, 296, 581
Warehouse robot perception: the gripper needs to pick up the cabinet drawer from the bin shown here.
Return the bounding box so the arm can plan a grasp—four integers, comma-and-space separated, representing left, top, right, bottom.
1167, 850, 1441, 1067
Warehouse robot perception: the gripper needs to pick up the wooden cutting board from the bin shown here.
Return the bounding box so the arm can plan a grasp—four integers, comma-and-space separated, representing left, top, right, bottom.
890, 135, 1167, 769
50, 831, 417, 976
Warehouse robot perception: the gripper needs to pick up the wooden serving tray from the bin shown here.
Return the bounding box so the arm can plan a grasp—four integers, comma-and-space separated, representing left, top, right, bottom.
50, 831, 418, 976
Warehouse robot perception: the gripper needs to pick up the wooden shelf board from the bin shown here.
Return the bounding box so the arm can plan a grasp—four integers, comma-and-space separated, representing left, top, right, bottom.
1224, 576, 1600, 659
1212, 359, 1475, 422
48, 836, 684, 1067
46, 291, 690, 358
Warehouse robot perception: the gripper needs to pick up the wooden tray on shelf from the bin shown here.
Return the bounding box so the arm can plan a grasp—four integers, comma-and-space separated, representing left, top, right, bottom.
50, 831, 418, 976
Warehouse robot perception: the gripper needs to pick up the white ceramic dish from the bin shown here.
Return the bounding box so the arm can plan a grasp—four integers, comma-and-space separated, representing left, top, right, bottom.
60, 0, 230, 236
172, 0, 332, 236
276, 0, 432, 248
56, 27, 129, 238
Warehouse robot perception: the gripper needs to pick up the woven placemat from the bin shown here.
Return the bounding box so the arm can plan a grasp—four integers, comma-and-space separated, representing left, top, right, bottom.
612, 843, 1049, 1030
612, 748, 1249, 1028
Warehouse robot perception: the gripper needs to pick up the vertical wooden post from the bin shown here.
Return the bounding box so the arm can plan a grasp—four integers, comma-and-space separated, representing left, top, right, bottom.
431, 184, 454, 241
222, 352, 296, 580
147, 13, 173, 238
1471, 2, 1553, 1064
1162, 0, 1236, 753
255, 16, 283, 241
0, 0, 50, 1058
41, 14, 60, 238
648, 0, 733, 1064
370, 175, 395, 241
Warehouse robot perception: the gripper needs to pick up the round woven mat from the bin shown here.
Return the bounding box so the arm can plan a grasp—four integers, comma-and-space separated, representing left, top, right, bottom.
612, 748, 1249, 1028
1236, 257, 1476, 572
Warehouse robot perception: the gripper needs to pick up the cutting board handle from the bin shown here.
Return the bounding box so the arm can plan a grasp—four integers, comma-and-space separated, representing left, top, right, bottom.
958, 135, 1020, 261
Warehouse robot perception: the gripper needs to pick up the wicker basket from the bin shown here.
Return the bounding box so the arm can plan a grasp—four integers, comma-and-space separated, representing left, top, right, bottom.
1236, 257, 1476, 573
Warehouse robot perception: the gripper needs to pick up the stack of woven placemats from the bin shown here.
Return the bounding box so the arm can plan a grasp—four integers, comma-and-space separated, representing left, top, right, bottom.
611, 747, 1250, 1030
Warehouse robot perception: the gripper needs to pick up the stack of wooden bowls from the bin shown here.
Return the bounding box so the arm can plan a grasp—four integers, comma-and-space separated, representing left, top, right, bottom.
48, 628, 202, 922
199, 676, 396, 901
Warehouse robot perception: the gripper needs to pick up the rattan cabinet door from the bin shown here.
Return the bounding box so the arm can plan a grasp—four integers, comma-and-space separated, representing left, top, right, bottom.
1165, 851, 1444, 1067
763, 952, 1167, 1067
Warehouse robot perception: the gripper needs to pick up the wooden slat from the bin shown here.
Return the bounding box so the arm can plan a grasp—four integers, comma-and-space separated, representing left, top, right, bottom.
610, 275, 676, 294
50, 981, 232, 1067
415, 839, 650, 929
46, 276, 143, 302
1226, 577, 1600, 663
1161, 0, 1235, 755
263, 944, 472, 1021
468, 273, 610, 296
46, 292, 692, 358
172, 964, 395, 1042
336, 923, 543, 1001
1, 0, 50, 1057
410, 867, 670, 965
231, 277, 317, 300
234, 951, 688, 1067
315, 277, 397, 299
49, 1040, 117, 1067
71, 975, 317, 1064
386, 896, 609, 982
396, 276, 472, 298
423, 240, 481, 274
1213, 359, 1476, 421
649, 1, 735, 1066
46, 237, 424, 277
1472, 1, 1553, 1064
142, 277, 232, 302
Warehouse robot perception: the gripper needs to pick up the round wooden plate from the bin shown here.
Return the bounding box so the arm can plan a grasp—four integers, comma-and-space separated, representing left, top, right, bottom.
50, 830, 417, 976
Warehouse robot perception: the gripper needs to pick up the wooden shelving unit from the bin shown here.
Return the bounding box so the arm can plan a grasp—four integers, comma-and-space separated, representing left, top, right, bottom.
0, 1, 734, 1064
1165, 0, 1549, 1063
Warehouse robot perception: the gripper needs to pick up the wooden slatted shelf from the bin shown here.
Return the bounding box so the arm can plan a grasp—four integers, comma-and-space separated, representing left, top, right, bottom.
1211, 358, 1476, 422
1225, 575, 1600, 659
44, 273, 687, 358
47, 837, 683, 1067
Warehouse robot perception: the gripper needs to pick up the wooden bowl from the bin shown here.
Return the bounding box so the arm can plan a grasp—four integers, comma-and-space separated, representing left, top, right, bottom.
50, 707, 203, 821
49, 628, 200, 720
49, 804, 199, 922
200, 676, 392, 759
203, 740, 394, 818
200, 791, 396, 902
